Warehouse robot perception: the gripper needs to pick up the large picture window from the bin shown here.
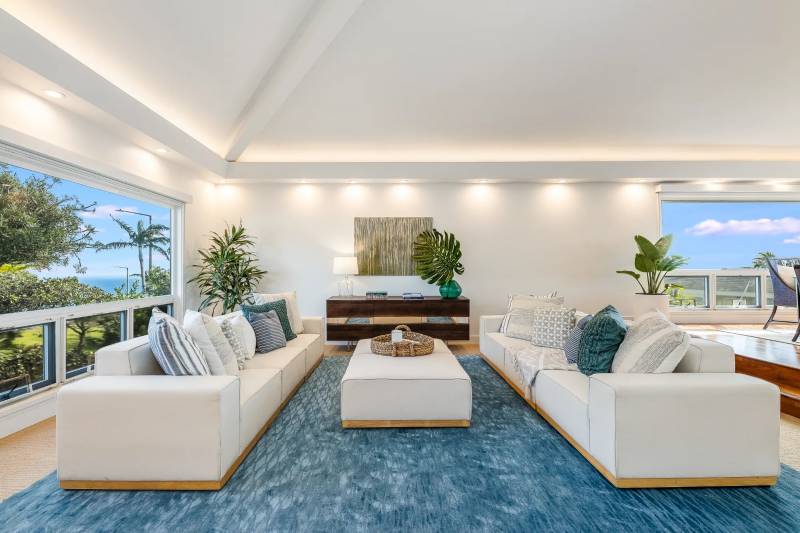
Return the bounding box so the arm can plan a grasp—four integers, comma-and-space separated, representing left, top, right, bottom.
0, 153, 181, 405
661, 200, 800, 310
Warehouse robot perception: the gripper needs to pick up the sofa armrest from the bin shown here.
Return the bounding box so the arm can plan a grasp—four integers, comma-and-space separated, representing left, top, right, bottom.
302, 316, 323, 335
57, 375, 240, 482
480, 315, 505, 335
588, 373, 779, 480
675, 337, 735, 373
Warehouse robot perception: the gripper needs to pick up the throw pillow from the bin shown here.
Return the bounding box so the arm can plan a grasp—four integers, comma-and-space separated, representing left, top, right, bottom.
148, 309, 209, 376
248, 310, 287, 353
777, 265, 796, 289
214, 311, 257, 359
220, 318, 248, 370
242, 299, 296, 341
564, 314, 593, 364
251, 291, 304, 334
577, 305, 627, 375
184, 310, 239, 376
500, 293, 565, 334
503, 309, 536, 341
612, 310, 690, 373
531, 307, 576, 349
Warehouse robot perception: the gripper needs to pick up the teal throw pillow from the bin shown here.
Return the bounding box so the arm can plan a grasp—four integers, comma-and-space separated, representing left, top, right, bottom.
242, 299, 297, 341
577, 305, 627, 375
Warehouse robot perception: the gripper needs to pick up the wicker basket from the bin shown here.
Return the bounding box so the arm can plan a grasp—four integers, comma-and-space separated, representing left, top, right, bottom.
371, 325, 435, 357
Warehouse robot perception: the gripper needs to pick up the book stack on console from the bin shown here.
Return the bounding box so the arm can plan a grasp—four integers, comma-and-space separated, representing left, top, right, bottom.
366, 291, 388, 299
401, 292, 424, 300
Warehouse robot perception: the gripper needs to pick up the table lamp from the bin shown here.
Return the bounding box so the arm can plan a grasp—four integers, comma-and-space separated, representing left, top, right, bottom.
333, 256, 358, 296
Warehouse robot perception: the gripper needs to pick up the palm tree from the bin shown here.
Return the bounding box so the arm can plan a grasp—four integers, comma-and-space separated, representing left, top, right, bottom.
96, 217, 170, 293
752, 251, 776, 269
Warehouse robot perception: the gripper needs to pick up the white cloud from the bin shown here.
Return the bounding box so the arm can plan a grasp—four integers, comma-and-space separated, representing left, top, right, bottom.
80, 204, 139, 219
685, 217, 800, 236
784, 235, 800, 244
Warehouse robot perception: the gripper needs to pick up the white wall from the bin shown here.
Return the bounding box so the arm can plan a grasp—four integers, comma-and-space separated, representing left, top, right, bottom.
219, 181, 659, 336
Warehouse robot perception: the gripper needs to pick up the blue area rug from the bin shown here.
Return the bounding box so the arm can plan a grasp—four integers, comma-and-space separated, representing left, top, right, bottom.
2, 356, 799, 532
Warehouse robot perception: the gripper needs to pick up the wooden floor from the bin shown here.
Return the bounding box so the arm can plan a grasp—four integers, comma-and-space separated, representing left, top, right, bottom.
682, 324, 800, 418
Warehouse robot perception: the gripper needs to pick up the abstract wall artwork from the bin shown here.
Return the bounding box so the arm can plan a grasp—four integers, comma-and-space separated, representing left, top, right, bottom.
354, 217, 433, 275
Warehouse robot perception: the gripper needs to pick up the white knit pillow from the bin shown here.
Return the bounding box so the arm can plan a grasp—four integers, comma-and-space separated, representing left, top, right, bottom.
612, 310, 690, 373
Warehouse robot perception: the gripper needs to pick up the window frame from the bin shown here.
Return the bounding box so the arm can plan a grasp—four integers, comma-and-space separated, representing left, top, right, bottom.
657, 184, 800, 319
0, 142, 185, 406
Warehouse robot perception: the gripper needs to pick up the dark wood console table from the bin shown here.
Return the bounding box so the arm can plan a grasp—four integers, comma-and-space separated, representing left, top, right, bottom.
326, 296, 470, 341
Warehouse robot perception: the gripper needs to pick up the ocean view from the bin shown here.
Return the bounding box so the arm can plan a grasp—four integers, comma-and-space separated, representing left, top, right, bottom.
78, 276, 128, 293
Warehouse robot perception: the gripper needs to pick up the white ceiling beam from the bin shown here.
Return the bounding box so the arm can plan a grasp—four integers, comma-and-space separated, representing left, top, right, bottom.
0, 9, 227, 178
224, 0, 365, 162
224, 160, 800, 183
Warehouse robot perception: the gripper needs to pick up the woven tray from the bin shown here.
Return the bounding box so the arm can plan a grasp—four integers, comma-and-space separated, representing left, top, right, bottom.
371, 325, 435, 357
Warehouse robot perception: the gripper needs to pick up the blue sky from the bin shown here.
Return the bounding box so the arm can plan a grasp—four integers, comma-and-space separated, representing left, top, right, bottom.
661, 201, 800, 268
6, 163, 171, 282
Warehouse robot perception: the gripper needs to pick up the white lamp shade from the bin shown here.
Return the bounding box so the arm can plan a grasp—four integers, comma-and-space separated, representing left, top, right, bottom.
333, 256, 359, 275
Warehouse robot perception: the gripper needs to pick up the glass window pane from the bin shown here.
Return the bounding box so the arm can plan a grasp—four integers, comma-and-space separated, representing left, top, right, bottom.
0, 161, 172, 314
716, 276, 760, 308
66, 312, 124, 377
0, 324, 54, 402
665, 276, 708, 308
766, 276, 774, 307
133, 304, 173, 338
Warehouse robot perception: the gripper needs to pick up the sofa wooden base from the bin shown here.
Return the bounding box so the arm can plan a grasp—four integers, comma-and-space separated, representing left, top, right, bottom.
342, 419, 470, 429
479, 353, 778, 489
60, 356, 325, 492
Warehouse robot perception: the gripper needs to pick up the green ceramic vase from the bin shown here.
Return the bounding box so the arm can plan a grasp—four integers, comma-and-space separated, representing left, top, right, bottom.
439, 279, 462, 299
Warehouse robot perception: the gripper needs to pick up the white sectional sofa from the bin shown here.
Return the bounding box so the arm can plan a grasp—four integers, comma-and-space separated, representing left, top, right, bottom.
57, 316, 323, 491
480, 314, 781, 488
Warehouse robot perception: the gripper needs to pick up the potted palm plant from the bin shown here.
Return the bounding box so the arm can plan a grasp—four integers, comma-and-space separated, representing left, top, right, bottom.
616, 234, 688, 317
413, 229, 465, 298
190, 222, 266, 314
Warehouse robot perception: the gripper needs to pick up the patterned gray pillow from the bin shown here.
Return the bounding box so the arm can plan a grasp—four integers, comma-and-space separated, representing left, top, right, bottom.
503, 309, 536, 341
531, 307, 576, 349
148, 309, 210, 376
564, 314, 593, 364
248, 310, 287, 353
220, 318, 248, 370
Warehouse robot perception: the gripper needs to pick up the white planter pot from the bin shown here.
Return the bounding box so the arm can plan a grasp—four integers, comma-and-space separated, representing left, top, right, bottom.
630, 293, 670, 319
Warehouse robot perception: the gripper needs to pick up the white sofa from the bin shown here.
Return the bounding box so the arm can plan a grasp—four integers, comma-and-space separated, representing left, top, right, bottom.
480, 314, 781, 488
57, 315, 323, 491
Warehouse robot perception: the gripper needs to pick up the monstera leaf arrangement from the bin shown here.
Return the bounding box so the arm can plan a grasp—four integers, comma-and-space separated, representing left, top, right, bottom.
413, 229, 465, 298
190, 222, 266, 314
616, 234, 688, 295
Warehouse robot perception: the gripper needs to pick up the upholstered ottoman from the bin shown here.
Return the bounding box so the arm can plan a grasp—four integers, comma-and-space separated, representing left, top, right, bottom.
341, 339, 472, 428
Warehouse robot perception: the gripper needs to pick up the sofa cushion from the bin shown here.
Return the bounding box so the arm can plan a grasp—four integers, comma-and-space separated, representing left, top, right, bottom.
248, 310, 287, 353
242, 300, 297, 341
238, 368, 282, 451
563, 314, 592, 364
612, 310, 689, 373
148, 309, 210, 376
536, 370, 590, 449
531, 307, 575, 349
578, 305, 627, 375
244, 344, 306, 400
252, 291, 304, 334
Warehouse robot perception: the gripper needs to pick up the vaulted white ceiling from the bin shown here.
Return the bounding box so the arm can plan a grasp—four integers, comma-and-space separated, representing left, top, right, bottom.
1, 0, 800, 181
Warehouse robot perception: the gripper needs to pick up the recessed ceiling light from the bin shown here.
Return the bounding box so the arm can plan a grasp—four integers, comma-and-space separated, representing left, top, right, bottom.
636, 179, 647, 183
479, 179, 489, 183
557, 179, 567, 184
299, 179, 308, 184
44, 89, 65, 99
348, 180, 356, 184
153, 147, 168, 154
400, 179, 409, 183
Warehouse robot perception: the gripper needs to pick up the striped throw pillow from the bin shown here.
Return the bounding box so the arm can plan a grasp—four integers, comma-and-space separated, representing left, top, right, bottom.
247, 310, 287, 354
563, 314, 593, 363
242, 299, 297, 341
147, 309, 210, 376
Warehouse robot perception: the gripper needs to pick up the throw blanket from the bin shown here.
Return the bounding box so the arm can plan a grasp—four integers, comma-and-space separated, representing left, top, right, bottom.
512, 346, 578, 389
